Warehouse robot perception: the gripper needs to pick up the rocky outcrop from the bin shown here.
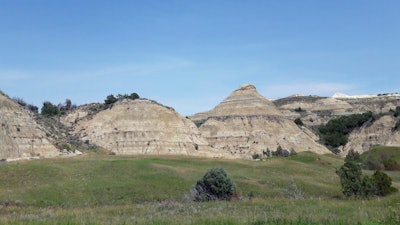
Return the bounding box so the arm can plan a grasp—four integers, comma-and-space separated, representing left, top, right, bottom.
336, 95, 400, 115
71, 99, 220, 157
191, 84, 331, 158
275, 94, 400, 125
274, 93, 400, 156
0, 92, 60, 160
341, 115, 400, 155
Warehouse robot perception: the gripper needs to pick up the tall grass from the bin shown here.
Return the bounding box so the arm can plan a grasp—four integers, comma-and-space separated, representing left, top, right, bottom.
0, 153, 399, 224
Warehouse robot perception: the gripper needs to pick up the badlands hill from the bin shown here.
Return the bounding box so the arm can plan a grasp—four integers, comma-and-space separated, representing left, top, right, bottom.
0, 92, 60, 159
63, 99, 219, 157
1, 84, 399, 160
190, 84, 330, 157
274, 92, 400, 155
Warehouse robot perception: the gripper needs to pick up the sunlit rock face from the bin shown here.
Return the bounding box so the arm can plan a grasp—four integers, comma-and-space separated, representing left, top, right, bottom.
191, 84, 331, 158
72, 99, 220, 157
0, 92, 59, 160
341, 115, 400, 156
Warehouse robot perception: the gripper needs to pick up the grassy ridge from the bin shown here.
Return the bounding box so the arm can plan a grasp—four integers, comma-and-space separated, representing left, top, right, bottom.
0, 153, 399, 224
361, 146, 400, 162
361, 146, 400, 170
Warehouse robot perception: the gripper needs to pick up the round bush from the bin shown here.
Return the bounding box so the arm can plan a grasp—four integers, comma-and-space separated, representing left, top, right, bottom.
193, 168, 236, 202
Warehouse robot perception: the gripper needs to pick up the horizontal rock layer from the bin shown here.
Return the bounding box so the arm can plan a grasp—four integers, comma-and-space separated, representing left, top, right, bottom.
72, 99, 220, 157
0, 93, 59, 159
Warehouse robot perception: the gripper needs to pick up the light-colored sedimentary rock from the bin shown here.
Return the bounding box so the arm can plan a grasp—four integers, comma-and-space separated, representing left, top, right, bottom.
341, 115, 400, 155
191, 84, 331, 158
72, 99, 221, 157
0, 92, 60, 160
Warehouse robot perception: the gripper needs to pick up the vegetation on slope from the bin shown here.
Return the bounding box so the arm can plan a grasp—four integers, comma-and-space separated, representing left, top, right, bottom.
319, 112, 375, 153
337, 150, 398, 198
0, 153, 399, 224
361, 146, 400, 171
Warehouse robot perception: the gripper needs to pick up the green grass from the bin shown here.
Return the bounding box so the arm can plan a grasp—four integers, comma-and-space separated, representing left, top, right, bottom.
0, 153, 399, 225
361, 146, 400, 162
361, 146, 400, 170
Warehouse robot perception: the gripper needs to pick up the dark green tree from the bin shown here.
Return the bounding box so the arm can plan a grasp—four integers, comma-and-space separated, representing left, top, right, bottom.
294, 118, 304, 126
337, 151, 398, 198
104, 94, 118, 106
41, 101, 60, 117
372, 170, 397, 196
129, 92, 140, 100
192, 168, 236, 202
345, 149, 362, 163
336, 161, 363, 197
360, 175, 375, 198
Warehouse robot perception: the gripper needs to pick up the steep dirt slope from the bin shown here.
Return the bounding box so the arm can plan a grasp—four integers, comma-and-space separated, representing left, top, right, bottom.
341, 115, 400, 155
0, 92, 60, 160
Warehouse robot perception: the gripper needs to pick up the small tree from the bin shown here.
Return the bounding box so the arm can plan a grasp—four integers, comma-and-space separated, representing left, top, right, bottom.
360, 175, 375, 198
345, 149, 362, 163
129, 92, 140, 100
27, 104, 39, 113
337, 151, 398, 198
372, 170, 397, 196
191, 168, 236, 202
336, 161, 363, 197
104, 94, 118, 106
41, 101, 60, 117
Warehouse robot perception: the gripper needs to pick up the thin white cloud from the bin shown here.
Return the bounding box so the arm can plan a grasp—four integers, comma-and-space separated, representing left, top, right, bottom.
262, 82, 355, 98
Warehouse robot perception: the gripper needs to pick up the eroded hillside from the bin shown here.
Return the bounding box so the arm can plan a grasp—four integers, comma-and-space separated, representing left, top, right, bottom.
1, 85, 399, 160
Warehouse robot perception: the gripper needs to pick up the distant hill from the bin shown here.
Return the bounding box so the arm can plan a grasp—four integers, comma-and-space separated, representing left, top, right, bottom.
1, 84, 399, 160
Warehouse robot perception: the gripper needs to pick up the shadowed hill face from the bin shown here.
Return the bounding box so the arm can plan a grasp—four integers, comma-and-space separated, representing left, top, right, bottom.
0, 93, 59, 160
192, 84, 331, 157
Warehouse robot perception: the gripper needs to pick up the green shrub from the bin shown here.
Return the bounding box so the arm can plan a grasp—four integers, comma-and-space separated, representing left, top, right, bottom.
337, 151, 398, 198
41, 101, 60, 117
393, 106, 400, 117
104, 94, 118, 106
372, 170, 398, 196
336, 161, 363, 197
345, 150, 362, 163
191, 168, 236, 202
104, 92, 140, 107
252, 153, 261, 160
294, 118, 304, 126
294, 107, 304, 112
272, 146, 292, 157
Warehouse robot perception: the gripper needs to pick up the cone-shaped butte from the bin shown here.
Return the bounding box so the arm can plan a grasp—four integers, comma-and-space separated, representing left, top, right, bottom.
191, 84, 330, 158
211, 84, 281, 117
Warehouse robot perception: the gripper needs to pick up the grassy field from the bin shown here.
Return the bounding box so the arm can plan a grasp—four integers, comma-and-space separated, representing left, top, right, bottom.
0, 152, 399, 225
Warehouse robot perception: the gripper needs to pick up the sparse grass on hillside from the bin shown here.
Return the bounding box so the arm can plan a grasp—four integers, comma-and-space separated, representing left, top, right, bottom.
361, 146, 400, 170
0, 153, 399, 225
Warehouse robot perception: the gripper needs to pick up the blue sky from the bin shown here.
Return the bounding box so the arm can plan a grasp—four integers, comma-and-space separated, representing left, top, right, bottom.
1, 1, 399, 115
